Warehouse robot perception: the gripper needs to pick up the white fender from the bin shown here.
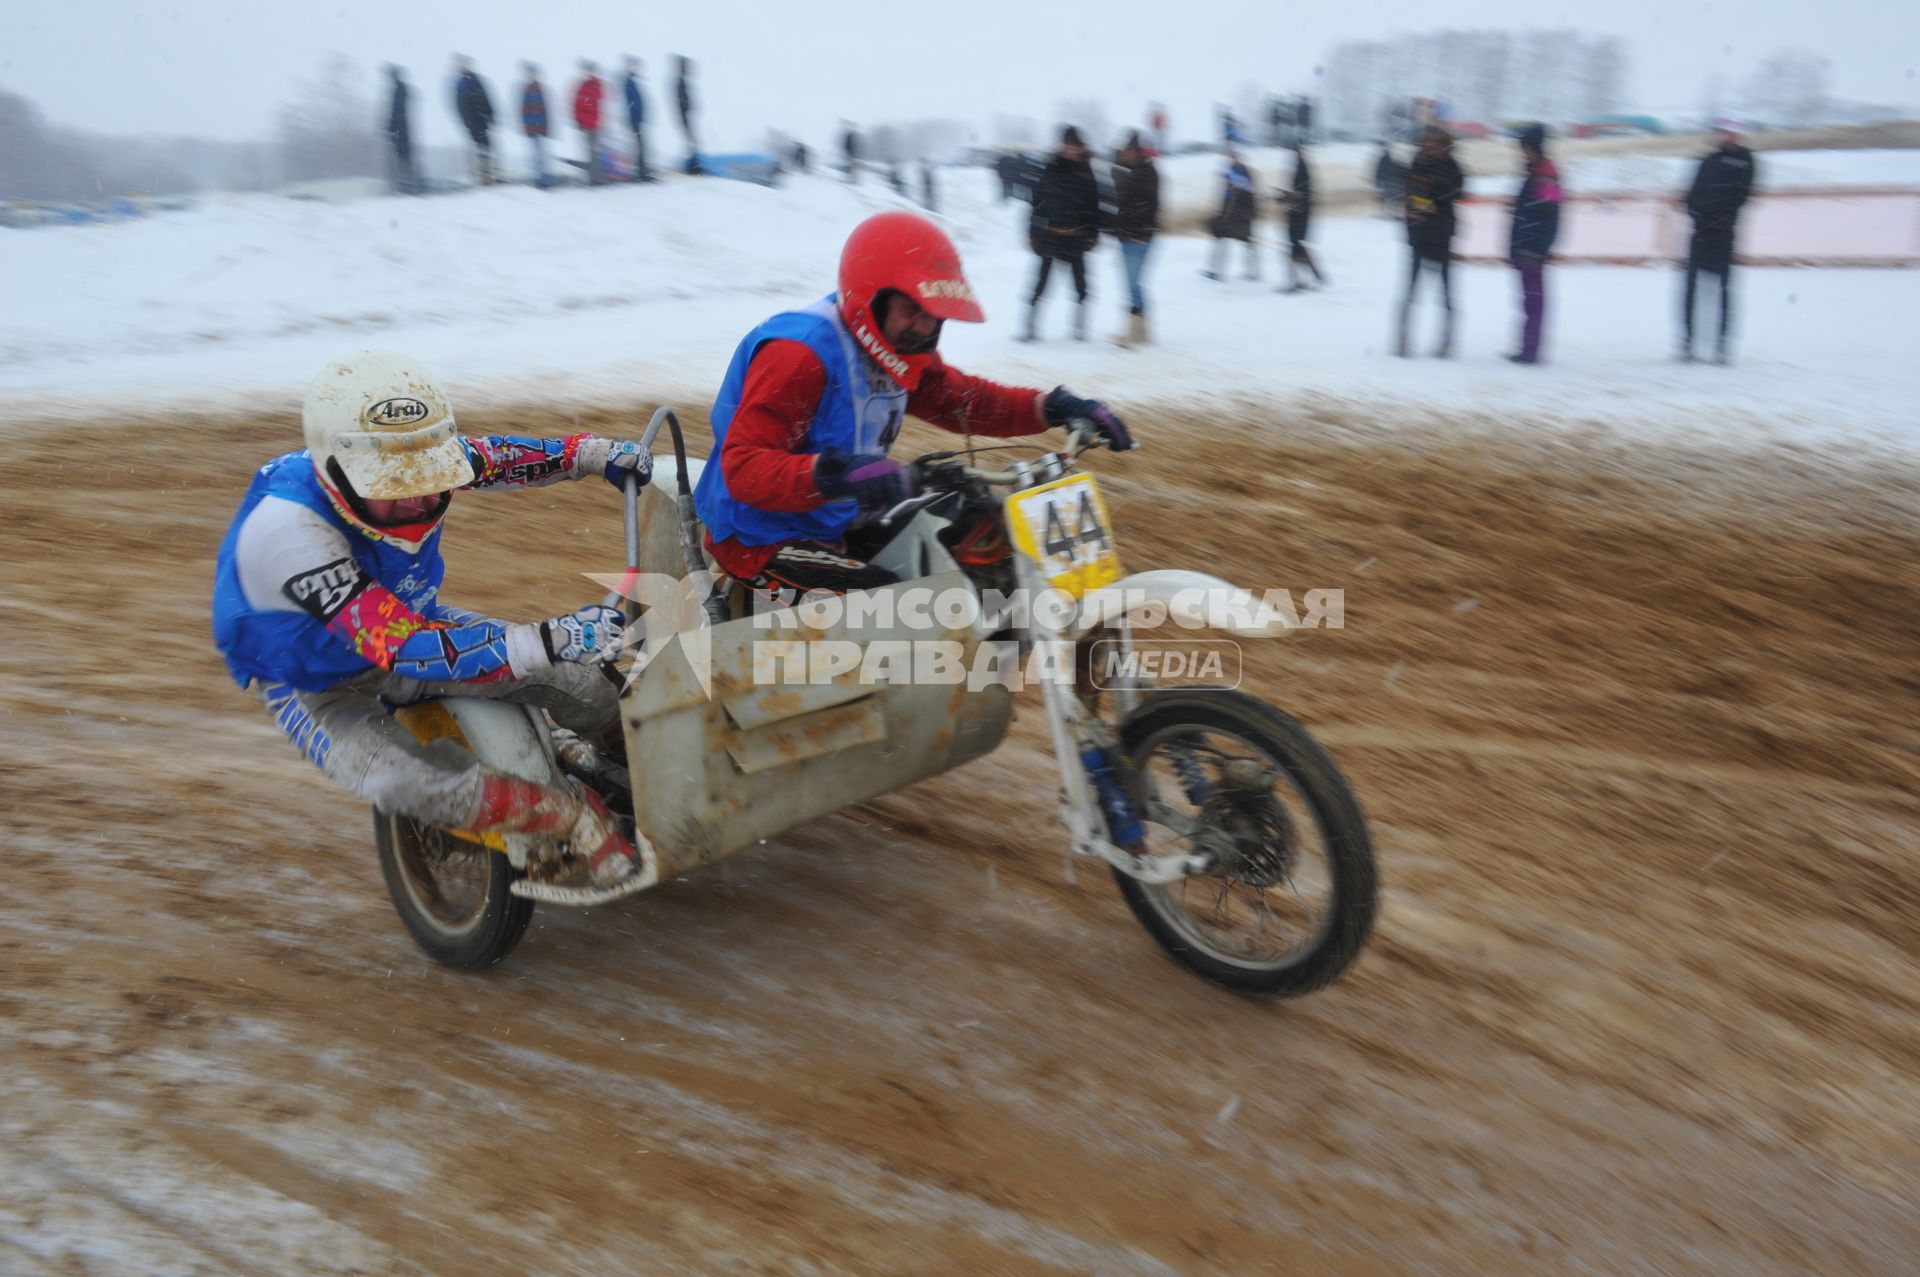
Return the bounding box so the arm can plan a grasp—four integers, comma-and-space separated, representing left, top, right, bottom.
1074, 569, 1294, 639
437, 698, 563, 786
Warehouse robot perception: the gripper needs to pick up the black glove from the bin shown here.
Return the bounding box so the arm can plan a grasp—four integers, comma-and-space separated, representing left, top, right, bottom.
1043, 387, 1136, 452
813, 449, 917, 512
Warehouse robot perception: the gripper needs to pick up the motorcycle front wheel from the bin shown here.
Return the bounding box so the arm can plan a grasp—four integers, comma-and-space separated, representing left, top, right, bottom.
374, 810, 535, 968
1115, 689, 1376, 998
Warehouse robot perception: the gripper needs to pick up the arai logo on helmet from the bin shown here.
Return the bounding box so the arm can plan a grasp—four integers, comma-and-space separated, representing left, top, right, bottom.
917, 278, 976, 305
367, 396, 431, 426
852, 321, 910, 378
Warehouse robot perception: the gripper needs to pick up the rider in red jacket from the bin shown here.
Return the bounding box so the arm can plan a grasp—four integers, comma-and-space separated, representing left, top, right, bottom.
695, 211, 1135, 598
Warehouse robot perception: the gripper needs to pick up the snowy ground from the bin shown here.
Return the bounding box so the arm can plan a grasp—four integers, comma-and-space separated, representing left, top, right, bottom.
4, 161, 1916, 454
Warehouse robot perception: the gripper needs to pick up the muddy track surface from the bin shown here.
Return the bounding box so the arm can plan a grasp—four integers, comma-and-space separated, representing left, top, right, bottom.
2, 402, 1917, 1275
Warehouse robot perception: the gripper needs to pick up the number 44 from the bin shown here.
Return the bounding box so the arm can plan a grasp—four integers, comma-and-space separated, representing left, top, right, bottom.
1042, 490, 1109, 561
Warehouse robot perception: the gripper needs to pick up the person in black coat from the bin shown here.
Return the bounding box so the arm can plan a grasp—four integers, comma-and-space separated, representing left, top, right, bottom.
1395, 125, 1465, 358
621, 56, 652, 183
1373, 141, 1406, 215
452, 56, 495, 186
841, 121, 862, 183
1277, 141, 1326, 292
673, 56, 702, 174
1109, 131, 1160, 347
385, 65, 418, 195
1680, 122, 1758, 364
1202, 150, 1259, 281
1020, 126, 1101, 342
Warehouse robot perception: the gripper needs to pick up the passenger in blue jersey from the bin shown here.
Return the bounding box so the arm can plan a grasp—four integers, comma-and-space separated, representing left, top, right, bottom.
211, 351, 654, 889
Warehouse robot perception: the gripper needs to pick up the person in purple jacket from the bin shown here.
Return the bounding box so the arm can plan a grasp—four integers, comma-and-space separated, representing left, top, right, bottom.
1507, 123, 1563, 365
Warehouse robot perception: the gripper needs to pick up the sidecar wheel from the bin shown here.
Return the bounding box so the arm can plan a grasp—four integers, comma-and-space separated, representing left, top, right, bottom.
375, 809, 535, 968
1114, 689, 1376, 998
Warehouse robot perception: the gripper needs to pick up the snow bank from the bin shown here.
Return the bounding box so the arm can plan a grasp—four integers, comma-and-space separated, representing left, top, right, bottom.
3, 165, 1916, 454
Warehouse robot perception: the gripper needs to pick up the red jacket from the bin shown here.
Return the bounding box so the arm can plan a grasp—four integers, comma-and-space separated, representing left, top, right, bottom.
572, 77, 602, 131
709, 339, 1048, 579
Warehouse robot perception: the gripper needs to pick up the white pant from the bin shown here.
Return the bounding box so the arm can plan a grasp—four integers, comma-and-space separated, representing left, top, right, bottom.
257, 657, 617, 827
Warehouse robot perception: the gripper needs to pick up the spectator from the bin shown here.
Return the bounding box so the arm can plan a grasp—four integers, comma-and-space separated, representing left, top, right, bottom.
791, 140, 810, 173
1373, 141, 1406, 216
1507, 123, 1563, 365
452, 56, 496, 186
1108, 131, 1160, 348
674, 56, 702, 175
1277, 140, 1326, 293
1394, 125, 1464, 358
1148, 103, 1169, 155
920, 161, 938, 212
1020, 125, 1101, 342
841, 121, 862, 183
1680, 120, 1757, 364
1202, 150, 1259, 281
519, 62, 550, 189
384, 66, 419, 196
620, 56, 653, 183
994, 151, 1017, 202
572, 60, 604, 185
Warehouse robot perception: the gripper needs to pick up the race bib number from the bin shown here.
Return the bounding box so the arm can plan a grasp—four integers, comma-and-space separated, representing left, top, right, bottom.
1006, 474, 1122, 598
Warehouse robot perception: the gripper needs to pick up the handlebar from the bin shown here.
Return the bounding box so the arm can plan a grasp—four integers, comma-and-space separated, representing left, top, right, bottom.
875, 422, 1105, 527
923, 421, 1102, 486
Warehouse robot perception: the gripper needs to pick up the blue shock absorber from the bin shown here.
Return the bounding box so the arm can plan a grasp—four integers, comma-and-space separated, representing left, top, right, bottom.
1170, 744, 1212, 805
1081, 744, 1145, 847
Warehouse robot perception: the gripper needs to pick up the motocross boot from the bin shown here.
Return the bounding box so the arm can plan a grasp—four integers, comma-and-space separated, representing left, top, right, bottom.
1072, 302, 1088, 341
553, 728, 632, 796
472, 773, 644, 888
1018, 300, 1040, 343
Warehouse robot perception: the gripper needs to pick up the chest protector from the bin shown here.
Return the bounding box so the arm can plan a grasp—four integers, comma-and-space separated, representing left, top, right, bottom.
211, 452, 448, 690
695, 295, 908, 549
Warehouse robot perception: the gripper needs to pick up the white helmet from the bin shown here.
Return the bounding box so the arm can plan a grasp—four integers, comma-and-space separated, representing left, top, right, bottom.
303, 350, 475, 502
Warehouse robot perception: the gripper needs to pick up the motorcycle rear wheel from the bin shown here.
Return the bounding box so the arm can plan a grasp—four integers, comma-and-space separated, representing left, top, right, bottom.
375, 810, 535, 968
1114, 689, 1376, 998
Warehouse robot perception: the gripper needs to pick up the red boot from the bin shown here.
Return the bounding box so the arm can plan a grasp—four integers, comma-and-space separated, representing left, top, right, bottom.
472, 774, 643, 887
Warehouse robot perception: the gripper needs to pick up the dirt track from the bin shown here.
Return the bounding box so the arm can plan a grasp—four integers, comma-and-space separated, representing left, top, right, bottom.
2, 402, 1917, 1275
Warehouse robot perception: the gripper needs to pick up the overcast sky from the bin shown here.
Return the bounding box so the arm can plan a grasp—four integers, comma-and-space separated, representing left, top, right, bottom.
3, 0, 1915, 153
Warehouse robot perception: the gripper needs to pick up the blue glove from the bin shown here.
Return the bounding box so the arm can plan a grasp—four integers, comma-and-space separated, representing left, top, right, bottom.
580, 436, 654, 488
1043, 387, 1136, 452
541, 604, 627, 664
813, 449, 917, 512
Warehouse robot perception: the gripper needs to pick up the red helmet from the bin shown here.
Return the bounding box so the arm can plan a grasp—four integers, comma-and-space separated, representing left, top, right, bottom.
837, 211, 984, 390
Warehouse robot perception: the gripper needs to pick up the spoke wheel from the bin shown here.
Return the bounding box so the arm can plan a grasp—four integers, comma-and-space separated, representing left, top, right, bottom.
375, 809, 536, 968
1114, 690, 1376, 998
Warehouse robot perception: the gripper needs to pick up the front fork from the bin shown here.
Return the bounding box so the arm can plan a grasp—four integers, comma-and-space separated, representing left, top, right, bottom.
1034, 635, 1208, 886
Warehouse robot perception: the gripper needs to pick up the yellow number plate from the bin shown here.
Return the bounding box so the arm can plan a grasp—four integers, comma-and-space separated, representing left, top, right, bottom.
1006, 473, 1123, 598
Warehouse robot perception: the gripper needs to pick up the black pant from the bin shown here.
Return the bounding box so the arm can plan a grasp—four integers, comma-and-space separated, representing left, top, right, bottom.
1402, 246, 1453, 310
1031, 252, 1088, 304
631, 126, 650, 180
467, 132, 493, 185
746, 537, 901, 605
1683, 240, 1734, 349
